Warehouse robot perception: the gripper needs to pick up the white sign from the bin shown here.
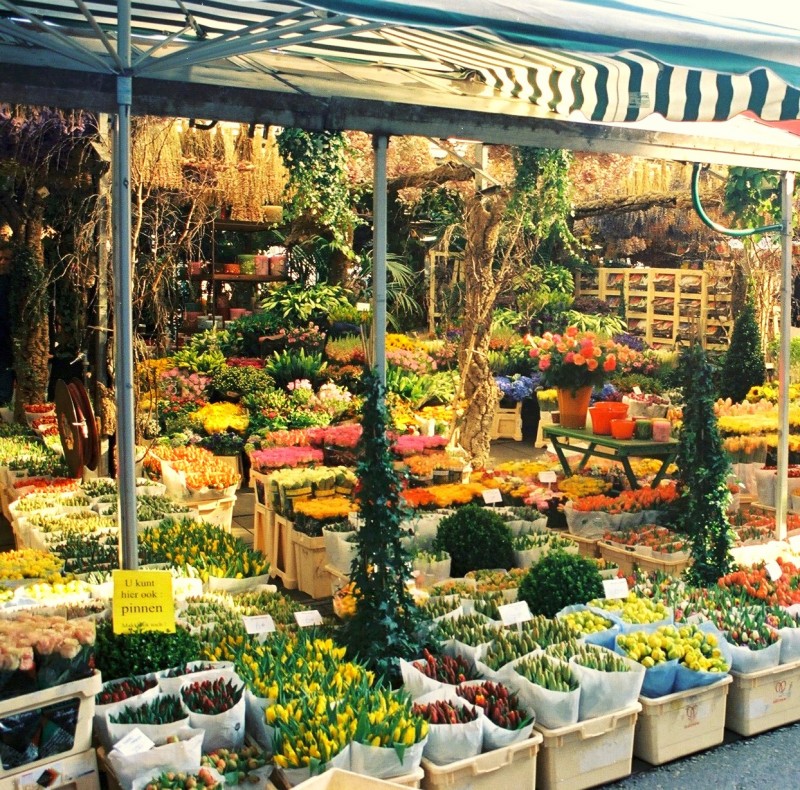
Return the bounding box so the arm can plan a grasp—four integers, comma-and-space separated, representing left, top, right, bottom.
294, 609, 324, 628
632, 386, 643, 395
482, 488, 503, 504
603, 578, 630, 599
243, 615, 276, 635
538, 470, 557, 484
356, 302, 371, 312
112, 728, 155, 757
766, 561, 783, 581
499, 600, 533, 626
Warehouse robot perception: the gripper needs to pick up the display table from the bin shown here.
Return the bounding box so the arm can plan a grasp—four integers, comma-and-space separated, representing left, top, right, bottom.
542, 425, 678, 489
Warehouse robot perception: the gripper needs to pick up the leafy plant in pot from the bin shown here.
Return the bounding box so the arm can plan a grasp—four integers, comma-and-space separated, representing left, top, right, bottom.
432, 504, 514, 577
517, 550, 604, 618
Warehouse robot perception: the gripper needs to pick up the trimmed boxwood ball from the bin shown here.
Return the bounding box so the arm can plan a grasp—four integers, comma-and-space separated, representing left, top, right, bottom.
433, 504, 514, 577
518, 550, 604, 618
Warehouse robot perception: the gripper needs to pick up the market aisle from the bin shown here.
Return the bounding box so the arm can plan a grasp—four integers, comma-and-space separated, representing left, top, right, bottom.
610, 721, 800, 788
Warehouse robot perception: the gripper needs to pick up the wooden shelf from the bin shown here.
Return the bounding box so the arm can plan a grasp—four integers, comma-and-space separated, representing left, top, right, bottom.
192, 273, 286, 283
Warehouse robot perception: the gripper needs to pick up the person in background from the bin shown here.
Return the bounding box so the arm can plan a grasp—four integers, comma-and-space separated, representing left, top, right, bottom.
0, 244, 13, 405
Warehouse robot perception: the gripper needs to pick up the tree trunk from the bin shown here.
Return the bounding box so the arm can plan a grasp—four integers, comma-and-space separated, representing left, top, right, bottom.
12, 198, 50, 421
456, 193, 509, 467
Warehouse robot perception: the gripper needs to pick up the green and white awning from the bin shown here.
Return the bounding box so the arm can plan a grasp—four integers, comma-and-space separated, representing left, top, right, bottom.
1, 0, 799, 124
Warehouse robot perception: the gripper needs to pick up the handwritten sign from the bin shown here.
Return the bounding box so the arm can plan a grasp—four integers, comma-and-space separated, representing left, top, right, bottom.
482, 488, 503, 505
538, 470, 557, 484
295, 610, 324, 628
112, 570, 175, 634
243, 615, 276, 635
499, 600, 533, 626
603, 577, 630, 599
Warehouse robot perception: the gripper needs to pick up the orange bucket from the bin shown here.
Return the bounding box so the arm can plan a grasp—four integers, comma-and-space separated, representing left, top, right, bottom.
610, 418, 636, 440
589, 402, 629, 434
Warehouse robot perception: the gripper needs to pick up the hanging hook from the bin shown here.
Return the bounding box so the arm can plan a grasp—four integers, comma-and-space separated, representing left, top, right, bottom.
691, 163, 781, 237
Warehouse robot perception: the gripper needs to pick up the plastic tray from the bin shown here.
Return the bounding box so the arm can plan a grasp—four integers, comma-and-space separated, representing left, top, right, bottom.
535, 703, 640, 790
634, 675, 731, 765
726, 658, 800, 736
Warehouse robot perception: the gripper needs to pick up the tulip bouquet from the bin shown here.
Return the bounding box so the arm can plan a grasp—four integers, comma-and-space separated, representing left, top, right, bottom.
412, 649, 479, 685
181, 677, 243, 715
431, 613, 498, 647
0, 549, 63, 581
201, 746, 269, 785
456, 681, 531, 731
141, 768, 220, 790
96, 676, 158, 705
108, 694, 186, 725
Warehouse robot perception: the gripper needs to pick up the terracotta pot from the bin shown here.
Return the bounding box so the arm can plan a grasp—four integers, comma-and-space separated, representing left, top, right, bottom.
557, 386, 593, 429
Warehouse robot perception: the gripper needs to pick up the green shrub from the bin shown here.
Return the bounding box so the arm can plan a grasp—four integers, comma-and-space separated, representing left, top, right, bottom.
264, 347, 327, 389
719, 293, 765, 403
517, 551, 603, 617
433, 505, 514, 577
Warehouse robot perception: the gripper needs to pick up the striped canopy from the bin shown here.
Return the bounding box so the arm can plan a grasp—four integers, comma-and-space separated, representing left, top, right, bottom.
0, 0, 799, 124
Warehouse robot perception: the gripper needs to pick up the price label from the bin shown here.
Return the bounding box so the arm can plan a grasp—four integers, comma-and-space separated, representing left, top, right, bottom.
538, 470, 557, 484
632, 386, 643, 395
294, 609, 324, 628
766, 561, 783, 581
113, 727, 155, 757
243, 615, 276, 635
499, 600, 533, 626
603, 577, 630, 599
356, 302, 371, 312
482, 488, 503, 504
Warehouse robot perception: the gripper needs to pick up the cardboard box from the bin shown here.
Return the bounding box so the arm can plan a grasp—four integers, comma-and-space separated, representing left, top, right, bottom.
634, 676, 731, 764
726, 658, 800, 736
420, 735, 541, 790
535, 704, 640, 790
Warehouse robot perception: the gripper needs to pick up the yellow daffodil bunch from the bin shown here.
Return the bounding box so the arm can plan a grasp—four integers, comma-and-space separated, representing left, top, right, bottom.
558, 475, 612, 500
0, 549, 64, 581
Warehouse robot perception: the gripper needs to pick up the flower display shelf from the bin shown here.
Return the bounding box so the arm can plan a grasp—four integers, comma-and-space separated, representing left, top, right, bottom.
725, 657, 800, 736
633, 676, 731, 765
598, 540, 692, 577
291, 529, 332, 599
272, 514, 298, 590
490, 401, 522, 442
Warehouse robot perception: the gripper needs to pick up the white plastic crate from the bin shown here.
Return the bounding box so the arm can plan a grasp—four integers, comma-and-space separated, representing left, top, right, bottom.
293, 768, 422, 790
0, 671, 101, 781
634, 676, 731, 765
726, 658, 800, 736
183, 494, 236, 530
535, 703, 640, 790
420, 735, 541, 790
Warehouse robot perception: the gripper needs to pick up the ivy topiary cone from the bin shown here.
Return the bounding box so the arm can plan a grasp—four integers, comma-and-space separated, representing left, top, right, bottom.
433, 504, 514, 577
518, 551, 604, 618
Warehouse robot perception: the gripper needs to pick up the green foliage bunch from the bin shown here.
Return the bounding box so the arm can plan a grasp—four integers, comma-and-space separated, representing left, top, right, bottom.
340, 369, 423, 677
211, 364, 273, 400
264, 347, 327, 389
226, 312, 284, 357
517, 551, 604, 618
260, 282, 352, 326
433, 505, 514, 577
719, 292, 765, 403
94, 620, 201, 680
675, 344, 734, 585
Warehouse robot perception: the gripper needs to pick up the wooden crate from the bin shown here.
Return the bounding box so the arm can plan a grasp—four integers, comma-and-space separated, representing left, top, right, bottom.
598, 540, 691, 576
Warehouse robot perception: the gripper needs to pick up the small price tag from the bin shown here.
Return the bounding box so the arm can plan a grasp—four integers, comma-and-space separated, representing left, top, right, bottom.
766, 560, 783, 581
538, 470, 557, 484
632, 386, 642, 395
482, 488, 503, 504
294, 609, 324, 628
243, 615, 276, 635
499, 600, 533, 626
603, 577, 630, 599
356, 302, 371, 312
113, 727, 155, 757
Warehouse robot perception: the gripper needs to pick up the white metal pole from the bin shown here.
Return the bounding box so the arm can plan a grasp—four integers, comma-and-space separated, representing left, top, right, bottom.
114, 0, 138, 568
776, 170, 795, 541
372, 134, 388, 385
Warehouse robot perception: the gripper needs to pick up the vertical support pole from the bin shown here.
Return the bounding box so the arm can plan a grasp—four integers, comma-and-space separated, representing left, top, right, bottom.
372, 133, 389, 385
95, 113, 111, 476
776, 170, 795, 541
114, 0, 138, 569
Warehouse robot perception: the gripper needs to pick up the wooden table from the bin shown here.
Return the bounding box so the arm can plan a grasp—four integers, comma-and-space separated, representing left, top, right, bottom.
542, 425, 678, 489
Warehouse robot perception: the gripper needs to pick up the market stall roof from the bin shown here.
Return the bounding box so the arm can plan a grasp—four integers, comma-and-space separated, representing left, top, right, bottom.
1, 1, 800, 168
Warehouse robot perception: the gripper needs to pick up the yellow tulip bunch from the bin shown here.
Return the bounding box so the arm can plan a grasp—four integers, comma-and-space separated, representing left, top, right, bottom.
192, 402, 250, 435
558, 475, 612, 500
0, 549, 64, 581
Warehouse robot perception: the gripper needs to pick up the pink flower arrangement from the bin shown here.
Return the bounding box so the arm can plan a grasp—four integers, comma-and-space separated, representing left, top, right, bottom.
306, 424, 363, 449
226, 357, 265, 368
249, 446, 324, 470
525, 326, 632, 393
387, 348, 437, 375
392, 434, 448, 457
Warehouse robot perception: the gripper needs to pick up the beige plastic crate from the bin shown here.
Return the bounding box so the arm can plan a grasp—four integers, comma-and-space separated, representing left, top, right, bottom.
420, 735, 541, 790
6, 746, 100, 790
183, 494, 236, 530
634, 675, 731, 765
535, 703, 640, 790
726, 658, 800, 736
292, 767, 417, 789
0, 673, 101, 781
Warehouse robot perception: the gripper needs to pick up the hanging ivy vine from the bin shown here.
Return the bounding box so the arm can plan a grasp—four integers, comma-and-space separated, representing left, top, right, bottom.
276, 128, 362, 257
8, 243, 49, 386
